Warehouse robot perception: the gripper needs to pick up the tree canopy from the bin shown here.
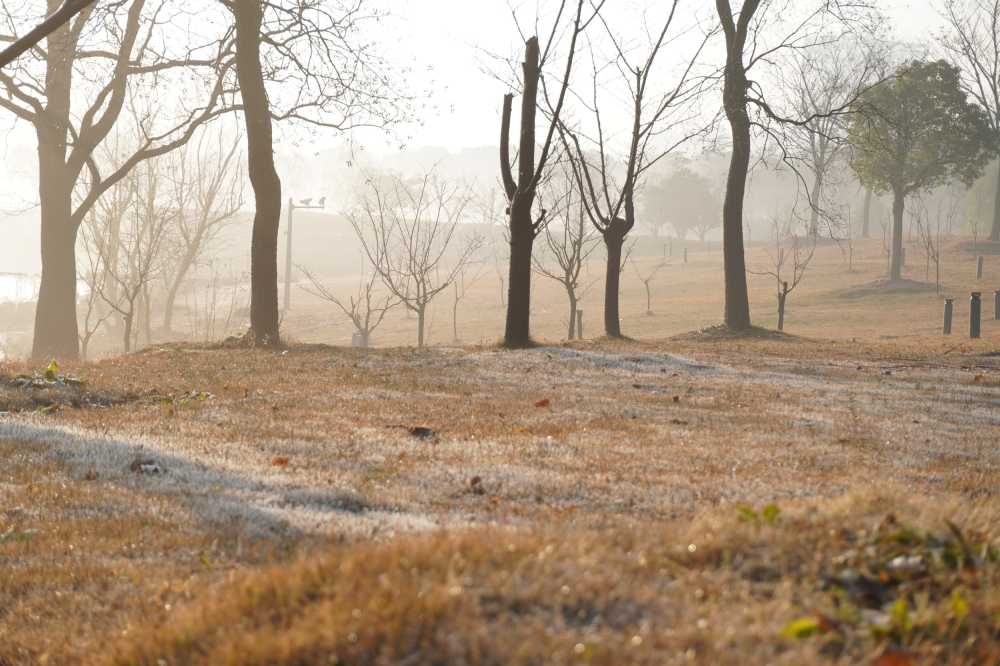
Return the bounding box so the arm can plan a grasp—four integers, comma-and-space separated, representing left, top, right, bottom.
849, 59, 995, 197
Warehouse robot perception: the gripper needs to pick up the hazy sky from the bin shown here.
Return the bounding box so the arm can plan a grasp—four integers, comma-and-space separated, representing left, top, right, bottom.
369, 0, 943, 152
0, 0, 951, 243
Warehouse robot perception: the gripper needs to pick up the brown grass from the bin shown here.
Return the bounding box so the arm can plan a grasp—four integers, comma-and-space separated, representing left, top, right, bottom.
1, 238, 999, 664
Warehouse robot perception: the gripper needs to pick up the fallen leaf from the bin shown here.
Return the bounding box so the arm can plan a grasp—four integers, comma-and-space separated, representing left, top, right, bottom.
871, 649, 916, 666
534, 398, 551, 408
271, 455, 290, 467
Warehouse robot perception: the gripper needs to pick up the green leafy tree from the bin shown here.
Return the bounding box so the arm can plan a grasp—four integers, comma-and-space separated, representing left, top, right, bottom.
642, 168, 720, 241
849, 60, 995, 281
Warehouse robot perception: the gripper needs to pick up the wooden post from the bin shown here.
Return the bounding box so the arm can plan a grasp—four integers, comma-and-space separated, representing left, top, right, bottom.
943, 298, 953, 335
977, 256, 984, 280
576, 309, 584, 339
970, 292, 982, 339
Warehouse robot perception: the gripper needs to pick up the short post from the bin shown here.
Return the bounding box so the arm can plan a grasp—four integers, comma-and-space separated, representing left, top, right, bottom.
970, 292, 982, 339
994, 290, 1000, 321
943, 298, 953, 335
668, 240, 673, 257
977, 256, 984, 280
576, 309, 584, 339
900, 246, 906, 268
683, 247, 688, 264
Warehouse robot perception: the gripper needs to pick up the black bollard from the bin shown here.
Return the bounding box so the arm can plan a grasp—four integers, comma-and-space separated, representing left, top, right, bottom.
977, 256, 984, 280
970, 292, 982, 339
995, 290, 1000, 321
943, 298, 953, 335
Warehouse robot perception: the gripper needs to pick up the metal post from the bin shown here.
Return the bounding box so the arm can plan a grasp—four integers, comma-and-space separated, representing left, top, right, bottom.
977, 256, 984, 280
683, 248, 688, 264
284, 197, 294, 311
970, 292, 982, 339
943, 298, 953, 335
576, 309, 584, 339
995, 290, 1000, 321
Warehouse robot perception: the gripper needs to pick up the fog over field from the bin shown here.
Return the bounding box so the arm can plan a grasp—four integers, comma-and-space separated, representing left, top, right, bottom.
1, 1, 999, 665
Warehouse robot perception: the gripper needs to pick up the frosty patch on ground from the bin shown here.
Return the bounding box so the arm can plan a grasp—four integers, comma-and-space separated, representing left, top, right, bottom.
0, 420, 439, 537
530, 347, 719, 374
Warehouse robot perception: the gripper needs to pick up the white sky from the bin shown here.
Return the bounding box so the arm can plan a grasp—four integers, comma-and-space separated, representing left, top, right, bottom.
365, 0, 943, 152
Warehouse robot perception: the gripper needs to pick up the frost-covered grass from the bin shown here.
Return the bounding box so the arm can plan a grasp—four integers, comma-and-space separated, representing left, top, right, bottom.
1, 333, 998, 664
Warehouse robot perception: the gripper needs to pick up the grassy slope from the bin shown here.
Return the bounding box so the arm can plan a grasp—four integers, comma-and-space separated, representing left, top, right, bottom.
1, 238, 999, 665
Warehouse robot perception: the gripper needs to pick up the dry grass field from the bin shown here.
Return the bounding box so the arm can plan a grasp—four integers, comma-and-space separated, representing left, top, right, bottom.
1, 238, 998, 665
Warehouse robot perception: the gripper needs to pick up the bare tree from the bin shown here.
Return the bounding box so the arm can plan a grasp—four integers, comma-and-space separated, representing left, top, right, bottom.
499, 0, 602, 347
300, 267, 397, 348
350, 172, 482, 348
784, 37, 884, 238
0, 0, 95, 69
76, 221, 113, 360
85, 156, 174, 353
0, 1, 237, 359
749, 213, 816, 331
161, 126, 245, 334
912, 192, 959, 293
559, 2, 712, 338
941, 0, 1000, 241
633, 259, 668, 316
714, 0, 876, 330
533, 181, 600, 340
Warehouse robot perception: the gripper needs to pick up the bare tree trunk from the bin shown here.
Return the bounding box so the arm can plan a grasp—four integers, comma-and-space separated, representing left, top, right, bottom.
992, 158, 1000, 242
603, 230, 623, 338
505, 206, 535, 346
122, 312, 133, 354
162, 248, 198, 333
567, 291, 577, 340
417, 306, 426, 348
31, 11, 79, 361
452, 283, 459, 342
861, 187, 873, 239
890, 187, 905, 281
721, 106, 752, 329
235, 2, 282, 346
720, 17, 752, 331
502, 37, 542, 348
809, 171, 823, 237
33, 174, 79, 360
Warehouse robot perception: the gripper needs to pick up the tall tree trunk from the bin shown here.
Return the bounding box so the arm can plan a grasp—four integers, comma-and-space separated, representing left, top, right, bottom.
991, 158, 1000, 242
603, 230, 623, 338
31, 8, 79, 360
890, 187, 905, 281
33, 185, 79, 360
861, 187, 873, 239
505, 217, 534, 346
501, 37, 540, 348
234, 2, 282, 346
721, 66, 752, 330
